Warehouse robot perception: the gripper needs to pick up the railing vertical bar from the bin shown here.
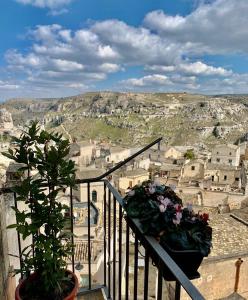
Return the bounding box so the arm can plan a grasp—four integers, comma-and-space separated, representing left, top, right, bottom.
14, 192, 23, 279
69, 186, 75, 273
108, 188, 111, 299
143, 248, 149, 300
113, 196, 117, 300
175, 281, 181, 300
103, 182, 107, 287
133, 234, 138, 300
87, 182, 91, 290
156, 262, 163, 300
118, 205, 122, 300
125, 222, 129, 300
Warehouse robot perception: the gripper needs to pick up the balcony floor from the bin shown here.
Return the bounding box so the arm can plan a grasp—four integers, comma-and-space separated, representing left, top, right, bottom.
77, 290, 104, 300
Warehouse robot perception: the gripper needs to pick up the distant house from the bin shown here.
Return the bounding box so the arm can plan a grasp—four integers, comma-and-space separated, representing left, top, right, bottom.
105, 147, 139, 164
203, 163, 240, 191
69, 141, 95, 167
211, 144, 240, 167
118, 169, 149, 194
163, 146, 184, 159
182, 159, 205, 180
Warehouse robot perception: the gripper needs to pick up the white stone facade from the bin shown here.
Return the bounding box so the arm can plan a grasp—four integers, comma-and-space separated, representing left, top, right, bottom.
211, 144, 240, 167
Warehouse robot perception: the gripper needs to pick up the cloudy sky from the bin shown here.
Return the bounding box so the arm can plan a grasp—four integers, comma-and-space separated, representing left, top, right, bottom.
1, 0, 248, 100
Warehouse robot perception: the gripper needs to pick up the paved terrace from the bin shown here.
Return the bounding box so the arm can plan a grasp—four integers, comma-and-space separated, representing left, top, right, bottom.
208, 211, 248, 258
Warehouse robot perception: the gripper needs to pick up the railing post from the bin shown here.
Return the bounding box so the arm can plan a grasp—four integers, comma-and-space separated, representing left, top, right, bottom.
118, 205, 122, 300
108, 189, 111, 299
133, 234, 138, 300
175, 281, 181, 300
69, 187, 75, 273
103, 182, 107, 287
113, 196, 116, 300
125, 222, 129, 300
87, 182, 91, 290
144, 249, 149, 300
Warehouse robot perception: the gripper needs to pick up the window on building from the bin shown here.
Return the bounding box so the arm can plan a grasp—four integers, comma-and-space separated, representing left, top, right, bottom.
224, 175, 227, 180
211, 176, 214, 181
191, 166, 195, 171
92, 190, 97, 202
216, 158, 220, 162
235, 177, 239, 181
229, 159, 232, 164
217, 152, 219, 154
229, 152, 232, 155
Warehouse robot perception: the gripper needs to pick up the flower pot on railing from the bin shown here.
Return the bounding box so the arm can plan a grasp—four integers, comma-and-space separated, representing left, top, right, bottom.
151, 242, 203, 281
124, 180, 212, 281
15, 270, 79, 300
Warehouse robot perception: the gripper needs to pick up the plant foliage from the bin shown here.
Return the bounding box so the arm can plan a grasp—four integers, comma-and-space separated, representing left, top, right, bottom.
124, 180, 212, 257
2, 121, 77, 299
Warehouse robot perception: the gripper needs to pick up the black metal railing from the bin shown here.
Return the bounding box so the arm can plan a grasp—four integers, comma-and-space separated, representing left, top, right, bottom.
1, 137, 206, 300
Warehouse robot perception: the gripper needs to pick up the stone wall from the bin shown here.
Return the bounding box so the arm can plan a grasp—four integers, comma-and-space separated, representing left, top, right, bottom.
180, 254, 248, 300
0, 190, 15, 300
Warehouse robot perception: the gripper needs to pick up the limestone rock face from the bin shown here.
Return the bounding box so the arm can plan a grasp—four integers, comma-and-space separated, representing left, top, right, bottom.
0, 109, 13, 130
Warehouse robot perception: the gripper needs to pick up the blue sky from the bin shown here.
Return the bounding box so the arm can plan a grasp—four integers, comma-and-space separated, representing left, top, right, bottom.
1, 0, 248, 100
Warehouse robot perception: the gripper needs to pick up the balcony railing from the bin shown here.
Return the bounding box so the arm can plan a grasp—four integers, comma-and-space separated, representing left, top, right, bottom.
1, 138, 205, 300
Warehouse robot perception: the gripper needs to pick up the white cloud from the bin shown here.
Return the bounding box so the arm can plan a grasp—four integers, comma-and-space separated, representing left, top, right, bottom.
16, 0, 72, 9
3, 0, 248, 98
0, 80, 20, 90
145, 62, 231, 77
144, 0, 248, 54
177, 62, 232, 76
122, 74, 172, 87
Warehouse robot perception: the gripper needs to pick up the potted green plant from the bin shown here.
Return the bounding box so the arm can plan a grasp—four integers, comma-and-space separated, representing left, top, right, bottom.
124, 180, 212, 280
3, 121, 79, 300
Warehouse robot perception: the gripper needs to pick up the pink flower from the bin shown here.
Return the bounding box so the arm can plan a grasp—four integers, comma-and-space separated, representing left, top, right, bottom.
161, 197, 172, 207
174, 204, 182, 212
159, 204, 166, 212
149, 187, 156, 194
173, 211, 182, 225
157, 195, 164, 202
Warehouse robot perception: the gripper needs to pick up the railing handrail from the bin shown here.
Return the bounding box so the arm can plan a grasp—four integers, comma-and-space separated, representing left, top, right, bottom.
0, 137, 162, 193
104, 179, 206, 300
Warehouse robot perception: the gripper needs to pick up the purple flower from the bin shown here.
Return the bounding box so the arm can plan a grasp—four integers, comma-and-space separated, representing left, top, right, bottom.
159, 204, 166, 212
149, 187, 156, 194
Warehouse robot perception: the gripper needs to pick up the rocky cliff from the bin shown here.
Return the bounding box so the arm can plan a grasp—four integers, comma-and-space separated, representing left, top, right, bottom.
1, 92, 248, 147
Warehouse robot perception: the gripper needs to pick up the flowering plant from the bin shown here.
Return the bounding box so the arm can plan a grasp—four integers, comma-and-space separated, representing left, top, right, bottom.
124, 181, 212, 256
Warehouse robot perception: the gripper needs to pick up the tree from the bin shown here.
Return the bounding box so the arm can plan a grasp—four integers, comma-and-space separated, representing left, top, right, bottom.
184, 149, 195, 160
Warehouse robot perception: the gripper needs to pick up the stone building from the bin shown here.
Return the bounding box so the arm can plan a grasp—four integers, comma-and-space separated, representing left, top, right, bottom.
240, 161, 248, 195
182, 159, 205, 180
177, 212, 248, 300
69, 141, 95, 167
118, 169, 149, 193
105, 146, 132, 164
211, 144, 240, 167
202, 163, 241, 194
0, 109, 13, 131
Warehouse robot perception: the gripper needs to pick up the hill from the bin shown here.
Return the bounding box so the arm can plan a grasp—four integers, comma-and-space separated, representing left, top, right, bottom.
1, 92, 248, 147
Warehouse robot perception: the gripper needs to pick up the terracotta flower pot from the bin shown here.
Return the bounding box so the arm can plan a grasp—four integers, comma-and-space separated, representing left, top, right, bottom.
15, 270, 79, 300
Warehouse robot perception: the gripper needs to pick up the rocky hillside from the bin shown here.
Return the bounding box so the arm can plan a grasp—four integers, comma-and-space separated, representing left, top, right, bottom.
1, 92, 248, 147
